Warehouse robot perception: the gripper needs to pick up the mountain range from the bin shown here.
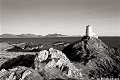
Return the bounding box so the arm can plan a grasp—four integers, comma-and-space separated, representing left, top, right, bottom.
0, 33, 70, 38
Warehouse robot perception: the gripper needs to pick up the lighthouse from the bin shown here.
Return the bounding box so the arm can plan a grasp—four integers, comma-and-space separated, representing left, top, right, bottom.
85, 25, 98, 38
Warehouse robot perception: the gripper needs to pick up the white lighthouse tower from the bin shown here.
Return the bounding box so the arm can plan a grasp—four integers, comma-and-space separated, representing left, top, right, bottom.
85, 25, 98, 38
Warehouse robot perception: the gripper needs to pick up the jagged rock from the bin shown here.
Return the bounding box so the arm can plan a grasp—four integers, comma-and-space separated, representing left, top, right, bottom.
37, 50, 49, 62
49, 48, 82, 79
63, 36, 120, 78
0, 69, 9, 80
34, 48, 82, 79
20, 70, 32, 80
6, 72, 16, 80
20, 69, 44, 80
0, 66, 44, 80
34, 50, 49, 71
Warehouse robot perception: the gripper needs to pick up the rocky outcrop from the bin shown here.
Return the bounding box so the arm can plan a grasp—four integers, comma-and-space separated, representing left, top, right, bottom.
63, 36, 120, 78
1, 36, 120, 79
0, 48, 82, 80
6, 43, 43, 52
34, 48, 82, 80
62, 36, 108, 62
0, 66, 44, 80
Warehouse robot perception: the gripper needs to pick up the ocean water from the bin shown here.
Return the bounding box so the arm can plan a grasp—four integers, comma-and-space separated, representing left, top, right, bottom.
0, 37, 120, 48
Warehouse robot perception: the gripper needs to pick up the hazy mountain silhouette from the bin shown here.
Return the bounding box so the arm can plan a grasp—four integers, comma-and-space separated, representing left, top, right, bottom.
0, 33, 69, 38
45, 33, 68, 37
16, 34, 42, 38
0, 34, 18, 38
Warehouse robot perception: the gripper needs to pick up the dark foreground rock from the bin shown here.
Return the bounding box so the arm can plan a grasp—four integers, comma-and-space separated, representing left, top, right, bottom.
0, 54, 36, 70
63, 36, 120, 78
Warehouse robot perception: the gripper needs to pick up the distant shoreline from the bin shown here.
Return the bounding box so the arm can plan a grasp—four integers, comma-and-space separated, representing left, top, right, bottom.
0, 36, 120, 38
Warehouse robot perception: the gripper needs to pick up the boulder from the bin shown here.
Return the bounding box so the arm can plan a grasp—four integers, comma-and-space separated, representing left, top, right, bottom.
37, 50, 49, 62
34, 48, 82, 80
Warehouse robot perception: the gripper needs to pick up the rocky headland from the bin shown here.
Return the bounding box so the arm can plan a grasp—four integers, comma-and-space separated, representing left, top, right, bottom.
0, 36, 120, 80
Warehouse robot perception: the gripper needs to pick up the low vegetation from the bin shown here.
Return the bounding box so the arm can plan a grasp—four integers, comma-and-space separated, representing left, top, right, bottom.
63, 36, 120, 78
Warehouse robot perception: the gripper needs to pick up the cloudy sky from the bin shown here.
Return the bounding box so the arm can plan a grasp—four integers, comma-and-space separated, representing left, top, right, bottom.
1, 0, 120, 36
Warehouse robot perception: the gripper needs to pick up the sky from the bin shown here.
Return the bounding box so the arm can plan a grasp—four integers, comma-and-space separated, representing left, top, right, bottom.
0, 0, 120, 36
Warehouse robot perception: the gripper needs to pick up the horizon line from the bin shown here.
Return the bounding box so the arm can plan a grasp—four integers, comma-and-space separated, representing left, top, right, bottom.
0, 33, 120, 37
